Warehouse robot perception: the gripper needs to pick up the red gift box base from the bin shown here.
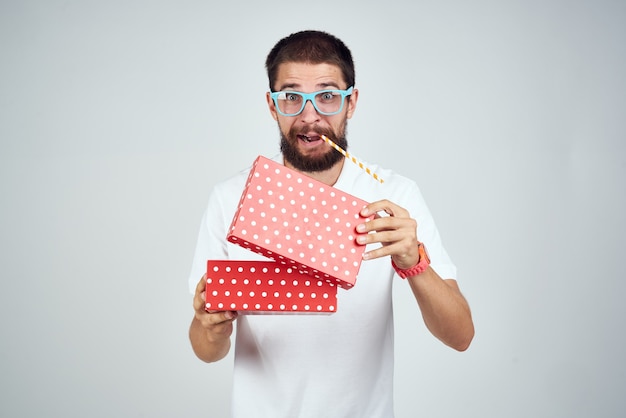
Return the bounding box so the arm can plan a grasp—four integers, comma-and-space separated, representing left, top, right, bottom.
206, 260, 337, 314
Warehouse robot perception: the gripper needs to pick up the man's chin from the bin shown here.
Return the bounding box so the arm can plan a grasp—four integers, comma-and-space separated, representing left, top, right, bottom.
281, 142, 343, 172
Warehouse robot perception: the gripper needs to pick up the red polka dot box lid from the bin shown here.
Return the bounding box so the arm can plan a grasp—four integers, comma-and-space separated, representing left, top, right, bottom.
206, 260, 337, 314
227, 156, 373, 289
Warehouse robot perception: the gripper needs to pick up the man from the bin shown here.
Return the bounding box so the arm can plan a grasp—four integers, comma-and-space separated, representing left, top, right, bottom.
189, 30, 474, 417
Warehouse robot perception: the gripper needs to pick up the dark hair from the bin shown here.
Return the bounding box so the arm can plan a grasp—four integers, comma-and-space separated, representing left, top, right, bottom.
265, 30, 355, 91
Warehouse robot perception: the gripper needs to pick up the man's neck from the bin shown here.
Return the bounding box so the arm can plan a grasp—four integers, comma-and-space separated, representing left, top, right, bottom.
283, 158, 345, 186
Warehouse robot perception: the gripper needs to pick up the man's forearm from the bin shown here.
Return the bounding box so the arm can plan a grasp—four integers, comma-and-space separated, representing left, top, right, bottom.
408, 269, 474, 351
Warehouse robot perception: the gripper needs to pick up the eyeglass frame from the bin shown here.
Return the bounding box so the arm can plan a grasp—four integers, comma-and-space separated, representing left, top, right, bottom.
269, 86, 354, 117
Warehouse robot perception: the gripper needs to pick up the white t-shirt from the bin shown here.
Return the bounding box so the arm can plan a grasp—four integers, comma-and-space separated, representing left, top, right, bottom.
188, 154, 456, 418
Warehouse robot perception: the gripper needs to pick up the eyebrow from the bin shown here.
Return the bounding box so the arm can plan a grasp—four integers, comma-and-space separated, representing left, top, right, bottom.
276, 82, 342, 91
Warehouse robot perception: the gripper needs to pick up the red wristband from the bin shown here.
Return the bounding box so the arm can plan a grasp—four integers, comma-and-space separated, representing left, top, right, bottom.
392, 242, 430, 279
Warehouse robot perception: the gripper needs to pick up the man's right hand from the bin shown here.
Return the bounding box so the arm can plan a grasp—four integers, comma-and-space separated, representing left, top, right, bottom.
189, 274, 238, 362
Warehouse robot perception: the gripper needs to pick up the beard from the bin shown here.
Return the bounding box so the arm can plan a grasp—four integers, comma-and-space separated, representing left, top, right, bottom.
279, 124, 349, 173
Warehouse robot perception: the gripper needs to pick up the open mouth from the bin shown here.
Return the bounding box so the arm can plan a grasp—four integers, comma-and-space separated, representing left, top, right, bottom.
297, 134, 321, 143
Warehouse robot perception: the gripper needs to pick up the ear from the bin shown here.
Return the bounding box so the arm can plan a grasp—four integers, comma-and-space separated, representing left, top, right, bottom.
266, 92, 278, 121
346, 88, 358, 119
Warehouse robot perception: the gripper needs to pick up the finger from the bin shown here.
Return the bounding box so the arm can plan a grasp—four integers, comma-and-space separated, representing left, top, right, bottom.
193, 274, 208, 312
361, 199, 410, 218
363, 239, 419, 263
357, 216, 417, 235
200, 311, 239, 329
206, 310, 239, 323
195, 274, 207, 293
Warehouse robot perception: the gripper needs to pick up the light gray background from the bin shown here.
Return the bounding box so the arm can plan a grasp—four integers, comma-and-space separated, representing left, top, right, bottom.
1, 1, 624, 417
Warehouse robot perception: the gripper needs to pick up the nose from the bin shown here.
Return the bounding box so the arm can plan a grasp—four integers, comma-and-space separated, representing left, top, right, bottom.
299, 98, 320, 123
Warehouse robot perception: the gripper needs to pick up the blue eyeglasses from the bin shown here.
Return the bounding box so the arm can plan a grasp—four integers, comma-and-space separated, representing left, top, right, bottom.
270, 87, 354, 116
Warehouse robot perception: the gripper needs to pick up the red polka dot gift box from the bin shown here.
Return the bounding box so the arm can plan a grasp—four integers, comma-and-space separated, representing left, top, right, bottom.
206, 260, 338, 314
226, 155, 373, 289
